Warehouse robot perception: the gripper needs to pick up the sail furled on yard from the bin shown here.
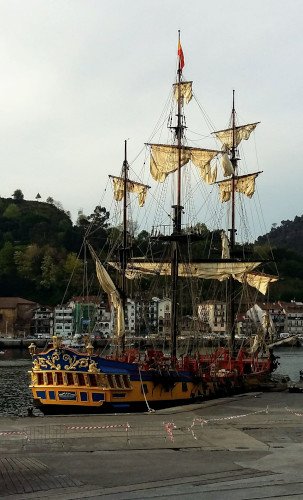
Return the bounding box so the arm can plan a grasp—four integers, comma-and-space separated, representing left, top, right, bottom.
88, 244, 125, 338
149, 144, 220, 183
221, 231, 230, 259
109, 260, 259, 280
109, 260, 277, 295
173, 81, 193, 104
111, 176, 149, 207
221, 153, 234, 176
213, 122, 260, 150
217, 172, 260, 202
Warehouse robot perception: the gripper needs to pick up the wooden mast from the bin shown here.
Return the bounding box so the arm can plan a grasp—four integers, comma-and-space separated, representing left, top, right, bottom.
170, 30, 184, 360
121, 139, 129, 353
228, 90, 237, 354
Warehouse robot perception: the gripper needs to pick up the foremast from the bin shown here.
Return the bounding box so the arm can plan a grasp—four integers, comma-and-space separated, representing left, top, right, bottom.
213, 94, 261, 354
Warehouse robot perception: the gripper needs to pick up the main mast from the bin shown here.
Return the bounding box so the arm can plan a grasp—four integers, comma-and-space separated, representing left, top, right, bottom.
228, 90, 237, 353
170, 31, 184, 360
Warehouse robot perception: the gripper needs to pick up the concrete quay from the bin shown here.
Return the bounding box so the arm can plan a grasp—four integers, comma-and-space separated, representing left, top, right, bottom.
1, 391, 303, 499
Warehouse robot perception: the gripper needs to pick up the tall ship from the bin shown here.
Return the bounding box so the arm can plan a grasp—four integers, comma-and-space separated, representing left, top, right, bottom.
29, 34, 279, 413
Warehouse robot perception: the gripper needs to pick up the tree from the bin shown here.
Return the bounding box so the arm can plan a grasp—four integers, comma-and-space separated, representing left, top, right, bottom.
35, 193, 41, 201
3, 203, 20, 219
81, 205, 110, 231
12, 189, 24, 201
46, 197, 54, 204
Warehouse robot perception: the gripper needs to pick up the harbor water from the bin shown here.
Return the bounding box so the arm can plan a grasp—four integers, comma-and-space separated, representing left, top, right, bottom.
0, 347, 302, 417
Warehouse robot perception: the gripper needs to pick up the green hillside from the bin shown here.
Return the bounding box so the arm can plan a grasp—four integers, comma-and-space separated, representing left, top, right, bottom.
0, 193, 303, 304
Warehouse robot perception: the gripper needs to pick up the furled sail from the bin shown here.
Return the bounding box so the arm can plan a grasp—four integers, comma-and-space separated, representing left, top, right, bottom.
110, 260, 260, 280
213, 122, 260, 150
110, 176, 149, 207
221, 153, 234, 176
173, 81, 193, 104
109, 260, 277, 295
221, 231, 230, 259
88, 245, 124, 338
218, 172, 260, 202
149, 144, 220, 183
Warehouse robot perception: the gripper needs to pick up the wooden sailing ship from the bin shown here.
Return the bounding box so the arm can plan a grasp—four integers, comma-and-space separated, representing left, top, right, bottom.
28, 33, 278, 414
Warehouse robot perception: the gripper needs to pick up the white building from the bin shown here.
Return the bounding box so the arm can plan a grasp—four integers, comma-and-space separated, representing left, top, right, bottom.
157, 298, 171, 334
125, 298, 136, 334
53, 305, 73, 338
31, 306, 53, 337
279, 301, 303, 335
95, 303, 112, 338
198, 301, 226, 334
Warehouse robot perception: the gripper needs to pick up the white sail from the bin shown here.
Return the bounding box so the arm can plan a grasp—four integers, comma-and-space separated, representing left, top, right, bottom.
111, 176, 149, 207
218, 173, 260, 202
221, 231, 230, 259
149, 144, 220, 183
88, 245, 125, 338
240, 273, 278, 296
173, 81, 193, 104
110, 260, 260, 280
213, 122, 260, 150
221, 153, 234, 176
109, 261, 277, 295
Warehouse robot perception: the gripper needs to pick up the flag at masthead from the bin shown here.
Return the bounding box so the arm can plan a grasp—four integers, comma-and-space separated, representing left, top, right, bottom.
178, 33, 184, 71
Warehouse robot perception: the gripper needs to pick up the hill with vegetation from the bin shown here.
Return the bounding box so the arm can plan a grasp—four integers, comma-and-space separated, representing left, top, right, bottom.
0, 194, 109, 305
257, 216, 303, 257
1, 191, 303, 305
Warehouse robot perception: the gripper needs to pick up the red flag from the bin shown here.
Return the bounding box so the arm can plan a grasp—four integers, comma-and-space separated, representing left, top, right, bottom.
178, 40, 184, 70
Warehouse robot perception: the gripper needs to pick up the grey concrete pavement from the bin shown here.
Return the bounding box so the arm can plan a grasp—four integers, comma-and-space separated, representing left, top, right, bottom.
1, 392, 303, 499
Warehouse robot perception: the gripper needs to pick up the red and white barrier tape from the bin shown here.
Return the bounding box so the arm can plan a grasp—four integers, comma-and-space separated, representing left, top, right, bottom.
163, 421, 176, 442
189, 406, 269, 440
65, 423, 130, 431
285, 407, 303, 417
0, 431, 28, 437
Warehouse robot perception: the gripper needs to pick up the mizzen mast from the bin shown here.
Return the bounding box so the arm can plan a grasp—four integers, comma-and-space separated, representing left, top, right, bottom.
109, 141, 150, 352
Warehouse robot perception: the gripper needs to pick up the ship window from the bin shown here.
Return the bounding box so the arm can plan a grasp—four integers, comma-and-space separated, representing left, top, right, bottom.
56, 372, 63, 385
115, 375, 123, 389
88, 374, 97, 387
78, 373, 85, 386
107, 375, 115, 388
37, 372, 44, 385
66, 372, 74, 385
46, 372, 53, 385
123, 375, 130, 388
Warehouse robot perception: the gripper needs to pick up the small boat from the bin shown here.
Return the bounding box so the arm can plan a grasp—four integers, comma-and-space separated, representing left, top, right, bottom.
28, 33, 279, 414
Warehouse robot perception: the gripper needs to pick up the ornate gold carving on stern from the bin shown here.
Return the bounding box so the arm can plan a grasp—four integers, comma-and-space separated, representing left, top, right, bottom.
62, 353, 90, 371
52, 335, 62, 349
28, 343, 36, 355
88, 360, 100, 373
32, 358, 41, 371
30, 371, 38, 385
36, 353, 61, 370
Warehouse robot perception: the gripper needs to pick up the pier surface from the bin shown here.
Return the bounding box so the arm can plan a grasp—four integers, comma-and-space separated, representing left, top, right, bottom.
1, 391, 303, 499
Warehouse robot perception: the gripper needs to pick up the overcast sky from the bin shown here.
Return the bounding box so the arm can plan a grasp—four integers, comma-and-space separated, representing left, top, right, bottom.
0, 0, 302, 236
